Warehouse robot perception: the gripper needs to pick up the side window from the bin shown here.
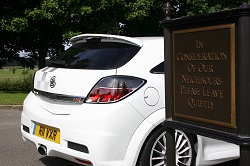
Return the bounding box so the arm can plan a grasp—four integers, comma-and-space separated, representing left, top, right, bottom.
150, 62, 164, 74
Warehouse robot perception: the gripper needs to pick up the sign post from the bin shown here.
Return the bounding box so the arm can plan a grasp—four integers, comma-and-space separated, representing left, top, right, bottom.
161, 1, 250, 165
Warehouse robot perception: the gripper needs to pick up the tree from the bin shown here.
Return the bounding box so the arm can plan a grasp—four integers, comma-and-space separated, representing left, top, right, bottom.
0, 0, 27, 67
0, 0, 246, 69
170, 0, 243, 18
77, 0, 165, 36
1, 0, 93, 68
0, 0, 164, 69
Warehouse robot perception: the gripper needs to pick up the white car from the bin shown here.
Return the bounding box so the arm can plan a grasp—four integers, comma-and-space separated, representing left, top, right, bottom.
21, 34, 239, 166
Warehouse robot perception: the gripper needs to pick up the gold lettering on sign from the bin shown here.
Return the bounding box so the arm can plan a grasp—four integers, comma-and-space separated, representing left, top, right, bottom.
176, 52, 228, 61
173, 24, 236, 128
188, 97, 214, 109
196, 40, 204, 48
181, 75, 222, 85
176, 38, 228, 111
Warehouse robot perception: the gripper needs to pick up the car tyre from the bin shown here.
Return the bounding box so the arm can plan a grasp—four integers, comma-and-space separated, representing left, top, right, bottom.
137, 127, 196, 166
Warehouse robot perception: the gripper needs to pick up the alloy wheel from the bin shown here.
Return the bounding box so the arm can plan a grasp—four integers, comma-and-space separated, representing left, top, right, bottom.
175, 130, 193, 166
149, 130, 193, 166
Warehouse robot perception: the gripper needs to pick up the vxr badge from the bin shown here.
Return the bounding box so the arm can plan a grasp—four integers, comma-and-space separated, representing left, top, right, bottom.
50, 76, 56, 88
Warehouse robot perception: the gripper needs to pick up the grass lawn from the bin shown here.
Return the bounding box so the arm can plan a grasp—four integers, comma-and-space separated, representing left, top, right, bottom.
0, 66, 36, 105
0, 91, 30, 105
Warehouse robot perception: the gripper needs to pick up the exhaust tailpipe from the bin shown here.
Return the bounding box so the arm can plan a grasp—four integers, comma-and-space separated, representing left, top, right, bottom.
38, 145, 47, 155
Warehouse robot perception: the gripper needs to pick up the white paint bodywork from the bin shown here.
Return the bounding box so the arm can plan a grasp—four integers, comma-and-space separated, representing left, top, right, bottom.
21, 34, 239, 166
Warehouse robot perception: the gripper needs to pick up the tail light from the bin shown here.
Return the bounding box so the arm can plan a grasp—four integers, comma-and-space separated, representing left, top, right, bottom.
85, 76, 146, 103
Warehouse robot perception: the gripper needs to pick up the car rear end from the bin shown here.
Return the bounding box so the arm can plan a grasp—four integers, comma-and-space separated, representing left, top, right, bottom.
20, 34, 162, 166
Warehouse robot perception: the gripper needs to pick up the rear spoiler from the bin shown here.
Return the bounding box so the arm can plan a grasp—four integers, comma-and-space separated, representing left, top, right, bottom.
70, 34, 143, 47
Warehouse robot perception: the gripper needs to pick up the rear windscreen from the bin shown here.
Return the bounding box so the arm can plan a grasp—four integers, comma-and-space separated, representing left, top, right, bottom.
49, 42, 141, 69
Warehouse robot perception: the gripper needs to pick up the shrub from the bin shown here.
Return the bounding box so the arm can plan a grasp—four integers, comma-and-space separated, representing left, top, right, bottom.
0, 78, 11, 90
0, 74, 33, 91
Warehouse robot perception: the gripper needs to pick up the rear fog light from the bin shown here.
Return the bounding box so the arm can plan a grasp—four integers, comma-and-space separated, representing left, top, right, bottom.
75, 158, 93, 166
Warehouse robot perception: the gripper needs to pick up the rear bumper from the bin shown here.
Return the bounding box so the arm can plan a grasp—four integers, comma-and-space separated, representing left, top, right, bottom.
195, 135, 239, 166
21, 92, 144, 166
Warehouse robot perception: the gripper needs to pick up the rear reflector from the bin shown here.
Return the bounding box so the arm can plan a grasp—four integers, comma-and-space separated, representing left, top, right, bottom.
68, 141, 89, 153
23, 125, 30, 133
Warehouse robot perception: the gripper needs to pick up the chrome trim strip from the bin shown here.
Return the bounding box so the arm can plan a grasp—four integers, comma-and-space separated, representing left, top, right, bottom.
33, 89, 85, 103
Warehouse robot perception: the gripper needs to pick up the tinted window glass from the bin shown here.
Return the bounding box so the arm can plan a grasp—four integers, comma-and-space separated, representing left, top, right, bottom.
49, 42, 140, 69
150, 62, 164, 74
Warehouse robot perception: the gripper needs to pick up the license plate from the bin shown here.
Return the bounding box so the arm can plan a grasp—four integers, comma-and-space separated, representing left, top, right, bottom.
33, 123, 60, 144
